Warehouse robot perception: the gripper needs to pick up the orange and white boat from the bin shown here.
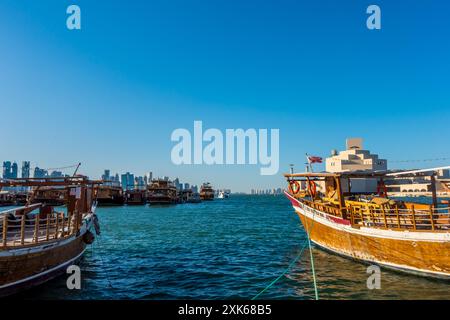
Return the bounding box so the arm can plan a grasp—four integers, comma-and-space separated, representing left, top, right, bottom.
284, 168, 450, 278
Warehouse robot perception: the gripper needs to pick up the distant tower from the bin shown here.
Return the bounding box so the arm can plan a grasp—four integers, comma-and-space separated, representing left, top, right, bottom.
2, 161, 11, 179
21, 161, 30, 178
11, 162, 18, 179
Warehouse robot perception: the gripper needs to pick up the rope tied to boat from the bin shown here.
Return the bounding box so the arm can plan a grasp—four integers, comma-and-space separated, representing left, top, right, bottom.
252, 208, 319, 300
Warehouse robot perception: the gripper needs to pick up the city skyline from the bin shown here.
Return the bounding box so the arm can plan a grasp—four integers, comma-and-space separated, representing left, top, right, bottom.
1, 1, 450, 192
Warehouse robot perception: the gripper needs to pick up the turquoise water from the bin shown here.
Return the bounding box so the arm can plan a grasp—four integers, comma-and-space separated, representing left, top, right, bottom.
12, 195, 450, 300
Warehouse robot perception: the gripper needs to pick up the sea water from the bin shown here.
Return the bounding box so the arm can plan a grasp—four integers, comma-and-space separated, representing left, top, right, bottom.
12, 195, 450, 300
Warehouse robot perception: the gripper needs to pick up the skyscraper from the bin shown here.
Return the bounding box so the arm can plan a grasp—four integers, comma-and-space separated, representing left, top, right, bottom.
11, 162, 18, 179
145, 172, 153, 184
50, 170, 63, 177
21, 161, 30, 178
121, 172, 135, 190
101, 169, 111, 181
2, 161, 11, 179
34, 167, 48, 178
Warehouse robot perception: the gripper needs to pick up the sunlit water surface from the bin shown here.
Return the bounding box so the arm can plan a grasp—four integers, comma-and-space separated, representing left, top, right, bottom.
10, 195, 450, 300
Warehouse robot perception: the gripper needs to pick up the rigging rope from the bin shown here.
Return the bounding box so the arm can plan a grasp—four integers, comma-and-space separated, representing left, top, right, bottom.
252, 209, 319, 300
390, 157, 450, 163
304, 214, 319, 300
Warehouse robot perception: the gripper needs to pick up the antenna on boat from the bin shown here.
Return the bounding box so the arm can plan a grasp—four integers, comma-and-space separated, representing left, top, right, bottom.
289, 164, 294, 174
72, 163, 81, 177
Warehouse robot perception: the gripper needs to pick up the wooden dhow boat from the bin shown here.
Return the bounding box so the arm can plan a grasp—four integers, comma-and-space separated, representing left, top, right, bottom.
96, 181, 125, 206
284, 168, 450, 278
199, 183, 215, 201
125, 189, 147, 205
32, 186, 67, 206
0, 176, 101, 296
147, 179, 178, 205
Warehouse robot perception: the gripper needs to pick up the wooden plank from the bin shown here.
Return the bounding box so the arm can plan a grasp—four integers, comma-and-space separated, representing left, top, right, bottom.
20, 215, 26, 245
2, 215, 7, 247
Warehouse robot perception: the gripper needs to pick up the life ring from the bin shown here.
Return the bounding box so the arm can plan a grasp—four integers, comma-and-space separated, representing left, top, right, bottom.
307, 180, 317, 198
289, 181, 301, 195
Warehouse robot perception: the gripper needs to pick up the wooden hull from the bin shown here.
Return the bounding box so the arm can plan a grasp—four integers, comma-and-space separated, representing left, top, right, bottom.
97, 196, 125, 206
0, 234, 87, 297
148, 197, 177, 205
285, 192, 450, 278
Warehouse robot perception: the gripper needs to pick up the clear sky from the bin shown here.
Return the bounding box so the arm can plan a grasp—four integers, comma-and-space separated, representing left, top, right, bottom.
1, 0, 449, 192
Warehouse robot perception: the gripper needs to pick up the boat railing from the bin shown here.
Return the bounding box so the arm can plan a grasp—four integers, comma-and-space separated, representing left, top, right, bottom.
0, 209, 85, 248
348, 204, 450, 231
300, 198, 450, 231
301, 199, 343, 217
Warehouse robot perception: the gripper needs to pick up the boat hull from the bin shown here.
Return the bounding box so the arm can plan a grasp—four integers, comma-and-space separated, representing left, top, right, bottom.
0, 234, 88, 297
285, 192, 450, 278
97, 196, 125, 206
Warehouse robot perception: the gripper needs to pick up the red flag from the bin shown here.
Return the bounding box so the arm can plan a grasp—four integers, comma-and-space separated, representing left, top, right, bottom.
308, 156, 323, 164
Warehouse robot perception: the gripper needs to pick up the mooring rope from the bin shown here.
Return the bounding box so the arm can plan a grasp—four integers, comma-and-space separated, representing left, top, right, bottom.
252, 208, 319, 300
251, 238, 309, 300
304, 214, 319, 300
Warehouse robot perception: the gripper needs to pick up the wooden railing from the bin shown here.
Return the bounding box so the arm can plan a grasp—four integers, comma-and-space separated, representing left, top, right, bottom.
0, 210, 83, 248
301, 199, 343, 217
348, 204, 450, 231
299, 198, 450, 232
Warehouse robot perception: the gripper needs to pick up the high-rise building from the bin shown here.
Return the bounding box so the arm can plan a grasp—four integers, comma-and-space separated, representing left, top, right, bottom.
145, 172, 153, 184
50, 170, 63, 177
121, 172, 135, 190
11, 162, 18, 179
21, 161, 30, 178
34, 167, 48, 178
173, 178, 181, 190
134, 176, 145, 189
184, 183, 190, 190
101, 169, 111, 181
2, 161, 11, 179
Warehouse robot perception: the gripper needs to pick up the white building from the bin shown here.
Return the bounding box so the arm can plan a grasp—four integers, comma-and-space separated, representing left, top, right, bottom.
326, 138, 387, 173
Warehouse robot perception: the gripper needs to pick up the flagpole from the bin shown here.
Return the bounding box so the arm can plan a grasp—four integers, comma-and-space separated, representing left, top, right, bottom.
306, 153, 313, 173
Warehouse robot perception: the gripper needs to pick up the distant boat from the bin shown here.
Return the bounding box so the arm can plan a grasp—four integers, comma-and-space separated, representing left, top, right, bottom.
200, 183, 215, 201
181, 189, 201, 203
217, 190, 230, 199
147, 179, 178, 205
125, 189, 147, 205
96, 182, 125, 206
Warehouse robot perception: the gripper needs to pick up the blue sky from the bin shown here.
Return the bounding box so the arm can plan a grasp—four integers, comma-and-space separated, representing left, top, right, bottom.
1, 0, 449, 192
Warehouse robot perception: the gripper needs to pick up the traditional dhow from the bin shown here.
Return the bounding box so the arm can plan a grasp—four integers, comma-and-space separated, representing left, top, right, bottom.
180, 188, 201, 203
125, 189, 147, 205
200, 183, 215, 201
96, 181, 125, 206
32, 186, 67, 206
147, 179, 178, 204
0, 176, 101, 296
284, 169, 450, 278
